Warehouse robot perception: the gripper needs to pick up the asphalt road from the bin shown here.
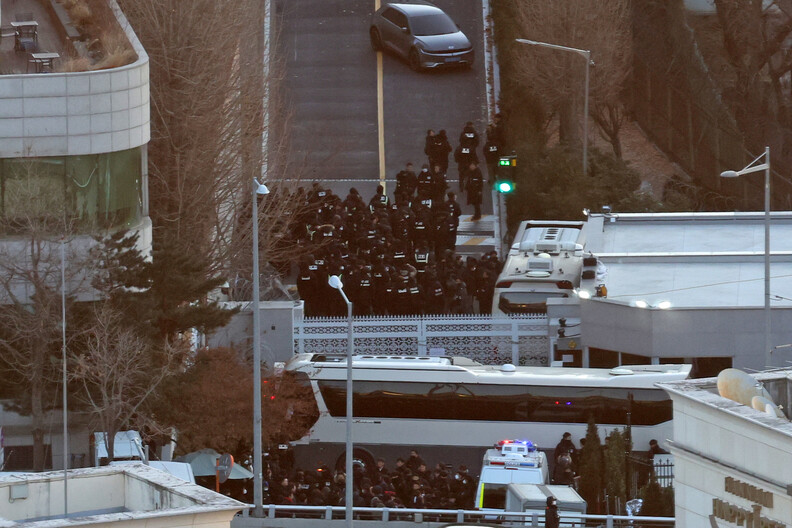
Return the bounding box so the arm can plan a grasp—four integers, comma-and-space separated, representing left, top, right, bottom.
276, 0, 489, 202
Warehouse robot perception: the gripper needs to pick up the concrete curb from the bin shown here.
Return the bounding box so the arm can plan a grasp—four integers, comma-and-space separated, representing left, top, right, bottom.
482, 0, 504, 256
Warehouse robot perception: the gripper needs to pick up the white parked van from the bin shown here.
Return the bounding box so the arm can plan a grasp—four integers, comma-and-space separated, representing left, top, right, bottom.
475, 439, 549, 510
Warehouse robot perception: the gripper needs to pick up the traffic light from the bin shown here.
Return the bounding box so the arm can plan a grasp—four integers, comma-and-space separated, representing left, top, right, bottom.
496, 155, 516, 193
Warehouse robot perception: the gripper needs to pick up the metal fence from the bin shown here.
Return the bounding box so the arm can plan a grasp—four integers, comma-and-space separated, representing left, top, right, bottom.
294, 314, 549, 365
235, 504, 675, 528
628, 454, 675, 497
631, 0, 792, 210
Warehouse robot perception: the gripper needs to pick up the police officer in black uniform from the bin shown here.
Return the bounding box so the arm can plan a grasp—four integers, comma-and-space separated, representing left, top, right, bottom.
465, 161, 484, 221
431, 163, 448, 201
416, 164, 434, 200
372, 259, 389, 315
483, 124, 502, 185
354, 263, 373, 316
395, 162, 417, 201
455, 121, 480, 191
414, 244, 431, 277
412, 204, 432, 246
545, 496, 560, 528
369, 184, 389, 213
297, 255, 318, 316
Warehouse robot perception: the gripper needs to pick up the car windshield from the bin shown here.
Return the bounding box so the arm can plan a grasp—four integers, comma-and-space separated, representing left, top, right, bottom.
410, 13, 457, 36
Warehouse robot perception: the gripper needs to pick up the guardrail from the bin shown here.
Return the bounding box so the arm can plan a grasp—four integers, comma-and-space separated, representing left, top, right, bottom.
235, 504, 675, 528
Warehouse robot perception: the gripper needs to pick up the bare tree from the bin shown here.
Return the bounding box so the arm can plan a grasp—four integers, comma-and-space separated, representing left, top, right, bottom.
710, 0, 792, 131
70, 303, 184, 462
0, 161, 86, 471
115, 0, 321, 308
509, 1, 632, 154
116, 1, 301, 268
157, 347, 317, 458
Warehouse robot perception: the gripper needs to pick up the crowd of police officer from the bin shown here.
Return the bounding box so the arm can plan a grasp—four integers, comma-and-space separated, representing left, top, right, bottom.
267, 450, 478, 511
296, 120, 506, 317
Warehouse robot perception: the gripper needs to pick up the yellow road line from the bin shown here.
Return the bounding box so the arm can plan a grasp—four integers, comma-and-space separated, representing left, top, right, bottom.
463, 237, 488, 246
377, 51, 385, 191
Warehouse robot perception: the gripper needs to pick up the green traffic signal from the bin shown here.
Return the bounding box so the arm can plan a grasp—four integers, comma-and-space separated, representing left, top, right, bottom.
496, 180, 514, 193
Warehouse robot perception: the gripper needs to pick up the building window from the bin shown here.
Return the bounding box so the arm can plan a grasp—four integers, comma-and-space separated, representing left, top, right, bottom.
2, 445, 52, 471
0, 148, 143, 235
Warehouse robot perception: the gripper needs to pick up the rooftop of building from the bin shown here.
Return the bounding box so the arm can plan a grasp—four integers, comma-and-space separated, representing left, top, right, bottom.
0, 464, 244, 528
584, 211, 792, 308
658, 367, 792, 437
0, 0, 136, 76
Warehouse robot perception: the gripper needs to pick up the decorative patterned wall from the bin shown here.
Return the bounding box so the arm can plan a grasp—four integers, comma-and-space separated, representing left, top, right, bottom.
294, 314, 549, 365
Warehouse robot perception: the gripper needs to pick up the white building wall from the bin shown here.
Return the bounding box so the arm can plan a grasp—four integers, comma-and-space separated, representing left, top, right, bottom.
0, 403, 93, 471
0, 0, 152, 306
0, 1, 149, 158
0, 55, 150, 157
666, 385, 792, 527
0, 466, 243, 527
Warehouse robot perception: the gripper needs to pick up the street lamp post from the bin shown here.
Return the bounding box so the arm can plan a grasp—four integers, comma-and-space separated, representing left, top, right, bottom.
515, 39, 593, 176
251, 178, 269, 517
61, 238, 68, 517
328, 275, 353, 528
720, 146, 772, 368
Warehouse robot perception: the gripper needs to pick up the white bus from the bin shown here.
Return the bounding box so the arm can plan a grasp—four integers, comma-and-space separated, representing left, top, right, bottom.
283, 354, 691, 473
492, 220, 605, 315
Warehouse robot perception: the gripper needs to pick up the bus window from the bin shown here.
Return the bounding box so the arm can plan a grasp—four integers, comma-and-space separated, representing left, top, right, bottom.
498, 292, 569, 314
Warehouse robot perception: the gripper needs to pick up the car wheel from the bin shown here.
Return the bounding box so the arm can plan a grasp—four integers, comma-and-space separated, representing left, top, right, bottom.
370, 28, 383, 51
409, 49, 422, 71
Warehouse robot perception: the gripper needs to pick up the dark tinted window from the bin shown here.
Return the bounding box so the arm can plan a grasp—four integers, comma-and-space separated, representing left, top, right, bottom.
498, 292, 569, 314
482, 486, 506, 509
392, 11, 408, 28
381, 8, 407, 28
409, 13, 457, 36
380, 8, 398, 26
2, 444, 52, 471
318, 381, 672, 425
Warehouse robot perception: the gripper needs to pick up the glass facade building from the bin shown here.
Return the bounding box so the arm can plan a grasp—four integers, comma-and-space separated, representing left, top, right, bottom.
0, 148, 143, 234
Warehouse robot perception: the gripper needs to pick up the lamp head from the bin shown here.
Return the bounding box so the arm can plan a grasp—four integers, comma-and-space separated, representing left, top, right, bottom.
634, 300, 649, 309
254, 178, 270, 195
657, 301, 672, 310
720, 170, 739, 179
328, 275, 343, 290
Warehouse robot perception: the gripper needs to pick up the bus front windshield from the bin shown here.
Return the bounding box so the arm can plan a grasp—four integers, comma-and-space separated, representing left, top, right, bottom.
498, 292, 569, 314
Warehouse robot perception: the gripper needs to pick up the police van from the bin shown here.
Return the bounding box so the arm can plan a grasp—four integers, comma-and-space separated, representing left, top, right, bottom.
475, 439, 549, 510
491, 220, 606, 315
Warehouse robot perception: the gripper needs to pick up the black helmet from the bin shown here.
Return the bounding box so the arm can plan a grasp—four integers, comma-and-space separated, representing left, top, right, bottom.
546, 496, 557, 506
